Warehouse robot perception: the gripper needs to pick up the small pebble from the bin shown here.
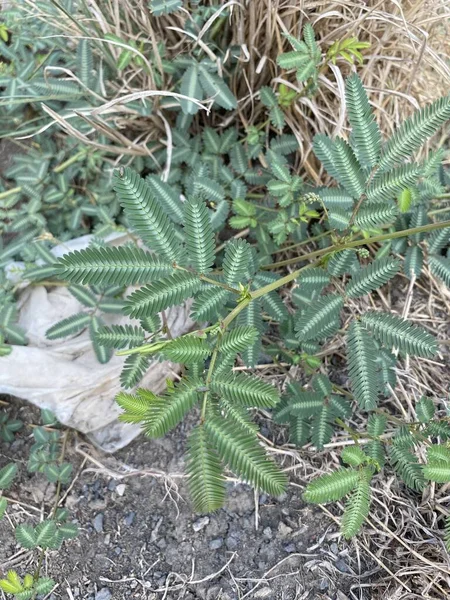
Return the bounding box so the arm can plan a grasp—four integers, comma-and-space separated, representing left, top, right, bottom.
95, 589, 111, 600
209, 538, 223, 550
124, 511, 135, 526
319, 578, 329, 590
192, 516, 209, 532
114, 547, 122, 555
107, 480, 117, 492
263, 527, 272, 539
116, 484, 126, 496
335, 558, 351, 573
330, 542, 339, 555
104, 534, 110, 546
93, 514, 104, 533
283, 543, 296, 553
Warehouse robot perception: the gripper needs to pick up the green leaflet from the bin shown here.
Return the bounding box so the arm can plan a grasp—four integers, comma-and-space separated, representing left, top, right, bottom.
404, 245, 423, 279
219, 326, 258, 355
142, 379, 200, 438
367, 164, 419, 202
361, 311, 437, 358
331, 138, 365, 198
113, 167, 182, 262
354, 203, 398, 229
311, 405, 334, 449
0, 463, 18, 490
190, 286, 231, 321
184, 197, 216, 273
429, 255, 450, 288
347, 321, 379, 410
222, 239, 252, 286
303, 467, 360, 503
295, 294, 343, 341
211, 372, 279, 408
46, 313, 91, 340
187, 424, 226, 512
389, 445, 425, 491
341, 474, 371, 538
379, 96, 450, 171
124, 271, 201, 319
90, 316, 113, 364
205, 416, 287, 496
146, 175, 184, 224
416, 396, 435, 423
345, 257, 400, 298
180, 63, 203, 115
198, 66, 237, 110
161, 336, 211, 364
96, 325, 145, 349
237, 300, 263, 367
346, 74, 381, 169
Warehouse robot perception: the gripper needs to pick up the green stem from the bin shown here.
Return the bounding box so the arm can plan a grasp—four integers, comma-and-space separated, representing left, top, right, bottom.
200, 345, 219, 422
53, 149, 86, 173
273, 229, 334, 254
263, 219, 450, 270
0, 186, 21, 200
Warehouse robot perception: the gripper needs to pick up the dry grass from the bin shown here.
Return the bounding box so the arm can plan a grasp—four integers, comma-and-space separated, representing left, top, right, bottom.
17, 1, 450, 166
8, 0, 450, 597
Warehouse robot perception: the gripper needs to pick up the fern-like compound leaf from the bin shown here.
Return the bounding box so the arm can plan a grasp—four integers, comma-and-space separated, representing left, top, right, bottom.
219, 326, 258, 355
368, 164, 419, 203
211, 372, 279, 408
416, 396, 435, 423
142, 379, 200, 438
379, 96, 450, 171
347, 320, 379, 410
288, 390, 325, 417
429, 255, 450, 288
404, 245, 423, 279
124, 271, 201, 319
90, 316, 113, 364
311, 405, 334, 449
46, 313, 91, 340
222, 239, 252, 286
0, 463, 18, 490
354, 203, 398, 230
295, 294, 343, 341
312, 135, 339, 180
327, 250, 359, 276
303, 467, 360, 503
428, 227, 450, 255
190, 286, 231, 321
331, 138, 365, 198
361, 311, 437, 358
218, 399, 258, 435
389, 445, 425, 491
205, 416, 287, 496
183, 197, 215, 274
113, 167, 182, 261
423, 465, 450, 483
341, 474, 371, 538
341, 446, 368, 467
187, 424, 226, 512
426, 444, 450, 466
76, 39, 93, 88
237, 300, 263, 367
346, 74, 381, 168
161, 336, 211, 364
96, 325, 145, 349
56, 245, 174, 287
146, 175, 184, 224
116, 387, 156, 422
345, 257, 400, 298
318, 187, 354, 210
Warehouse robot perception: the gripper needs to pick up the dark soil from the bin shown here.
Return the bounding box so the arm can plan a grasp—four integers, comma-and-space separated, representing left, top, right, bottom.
0, 400, 373, 600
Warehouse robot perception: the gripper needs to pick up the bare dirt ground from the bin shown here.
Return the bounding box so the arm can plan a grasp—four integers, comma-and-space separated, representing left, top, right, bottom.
0, 401, 375, 600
